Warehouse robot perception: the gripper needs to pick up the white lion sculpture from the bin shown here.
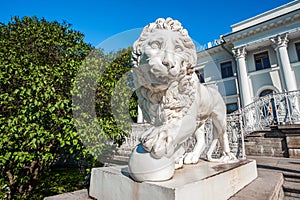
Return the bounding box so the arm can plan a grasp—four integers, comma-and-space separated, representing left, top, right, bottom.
128, 18, 236, 182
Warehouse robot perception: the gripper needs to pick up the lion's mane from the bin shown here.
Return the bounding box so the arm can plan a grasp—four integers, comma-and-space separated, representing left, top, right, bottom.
131, 18, 198, 126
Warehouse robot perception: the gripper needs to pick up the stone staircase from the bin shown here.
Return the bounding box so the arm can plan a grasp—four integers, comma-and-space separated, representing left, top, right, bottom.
244, 125, 300, 159
112, 146, 132, 163
283, 172, 300, 199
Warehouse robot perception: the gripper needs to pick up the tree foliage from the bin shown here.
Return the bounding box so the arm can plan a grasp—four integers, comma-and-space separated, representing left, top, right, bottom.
96, 47, 137, 144
0, 16, 91, 199
73, 47, 138, 160
0, 16, 138, 199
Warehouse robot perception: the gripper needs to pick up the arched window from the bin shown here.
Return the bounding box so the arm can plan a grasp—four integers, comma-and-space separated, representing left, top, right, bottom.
259, 89, 277, 125
259, 89, 273, 97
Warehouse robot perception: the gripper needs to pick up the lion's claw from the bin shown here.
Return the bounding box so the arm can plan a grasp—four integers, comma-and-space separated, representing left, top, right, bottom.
184, 152, 200, 164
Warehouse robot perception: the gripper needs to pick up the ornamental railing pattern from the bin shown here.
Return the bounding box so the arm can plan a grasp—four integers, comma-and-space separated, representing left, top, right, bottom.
242, 90, 300, 134
181, 112, 245, 160
121, 112, 246, 160
120, 90, 299, 161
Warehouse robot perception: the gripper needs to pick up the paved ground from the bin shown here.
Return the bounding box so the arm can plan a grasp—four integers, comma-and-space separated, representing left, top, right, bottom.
248, 156, 300, 174
44, 156, 300, 200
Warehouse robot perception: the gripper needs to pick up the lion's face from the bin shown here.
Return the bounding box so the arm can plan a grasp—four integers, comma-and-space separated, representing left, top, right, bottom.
136, 29, 189, 91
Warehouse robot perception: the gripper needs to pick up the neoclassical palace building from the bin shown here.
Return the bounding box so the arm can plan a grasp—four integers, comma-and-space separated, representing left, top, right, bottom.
196, 0, 300, 113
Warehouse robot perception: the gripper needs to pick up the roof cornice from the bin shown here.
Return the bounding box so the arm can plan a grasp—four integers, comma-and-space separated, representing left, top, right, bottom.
231, 0, 300, 32
223, 9, 300, 43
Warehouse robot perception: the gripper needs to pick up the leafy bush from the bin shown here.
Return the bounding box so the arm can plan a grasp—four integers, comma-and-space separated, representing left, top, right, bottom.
0, 16, 91, 199
31, 167, 88, 199
0, 16, 137, 199
73, 47, 138, 161
96, 47, 138, 144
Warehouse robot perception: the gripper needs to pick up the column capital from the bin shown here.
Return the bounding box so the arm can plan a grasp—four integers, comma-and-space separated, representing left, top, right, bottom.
270, 33, 289, 49
232, 47, 247, 58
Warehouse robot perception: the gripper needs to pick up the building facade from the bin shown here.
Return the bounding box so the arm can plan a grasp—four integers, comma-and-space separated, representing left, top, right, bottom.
196, 0, 300, 113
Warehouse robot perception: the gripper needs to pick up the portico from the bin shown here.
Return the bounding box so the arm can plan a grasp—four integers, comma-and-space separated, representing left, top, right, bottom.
197, 1, 300, 111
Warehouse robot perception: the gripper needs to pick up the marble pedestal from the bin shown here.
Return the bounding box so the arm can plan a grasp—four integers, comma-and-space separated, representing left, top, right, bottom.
89, 159, 257, 200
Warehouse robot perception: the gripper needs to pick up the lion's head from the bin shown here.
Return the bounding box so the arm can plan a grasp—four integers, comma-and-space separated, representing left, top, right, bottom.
132, 17, 197, 91
132, 18, 198, 125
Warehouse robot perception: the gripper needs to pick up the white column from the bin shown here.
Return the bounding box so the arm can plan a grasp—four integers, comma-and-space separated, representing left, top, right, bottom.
270, 33, 297, 91
137, 105, 144, 123
233, 47, 252, 107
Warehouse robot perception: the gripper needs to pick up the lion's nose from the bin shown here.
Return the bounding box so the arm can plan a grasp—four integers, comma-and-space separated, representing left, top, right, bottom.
162, 61, 175, 68
162, 51, 175, 69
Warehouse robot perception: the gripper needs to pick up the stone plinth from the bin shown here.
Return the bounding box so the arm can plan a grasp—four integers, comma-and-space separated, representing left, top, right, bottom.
89, 159, 257, 200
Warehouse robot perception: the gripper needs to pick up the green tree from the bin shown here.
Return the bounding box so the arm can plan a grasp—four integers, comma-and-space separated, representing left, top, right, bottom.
73, 47, 138, 161
0, 16, 138, 199
0, 16, 91, 199
96, 47, 138, 144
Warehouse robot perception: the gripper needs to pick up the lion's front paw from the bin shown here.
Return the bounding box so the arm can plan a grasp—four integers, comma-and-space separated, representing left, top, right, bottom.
140, 127, 160, 152
141, 127, 175, 158
183, 152, 200, 164
151, 135, 174, 159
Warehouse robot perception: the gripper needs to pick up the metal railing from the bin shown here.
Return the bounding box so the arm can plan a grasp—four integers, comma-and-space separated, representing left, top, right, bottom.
241, 90, 300, 134
120, 90, 300, 160
218, 90, 300, 158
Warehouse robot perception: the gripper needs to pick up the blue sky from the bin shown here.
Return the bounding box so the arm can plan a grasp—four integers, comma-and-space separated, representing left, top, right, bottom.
0, 0, 294, 52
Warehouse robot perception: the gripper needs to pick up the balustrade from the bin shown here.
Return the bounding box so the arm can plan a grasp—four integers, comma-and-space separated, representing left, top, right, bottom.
121, 90, 300, 159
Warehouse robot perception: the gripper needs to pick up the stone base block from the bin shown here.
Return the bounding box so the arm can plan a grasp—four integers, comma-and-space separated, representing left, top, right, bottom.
289, 149, 300, 158
89, 159, 257, 200
287, 136, 300, 148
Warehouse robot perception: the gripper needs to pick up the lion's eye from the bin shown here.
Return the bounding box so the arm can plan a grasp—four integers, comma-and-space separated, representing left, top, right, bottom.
150, 41, 161, 49
175, 45, 183, 52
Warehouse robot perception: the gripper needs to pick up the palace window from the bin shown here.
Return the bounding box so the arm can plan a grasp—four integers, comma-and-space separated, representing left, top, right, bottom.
195, 69, 205, 83
259, 89, 277, 125
254, 51, 271, 71
226, 103, 238, 114
220, 61, 233, 78
259, 89, 273, 97
295, 42, 300, 61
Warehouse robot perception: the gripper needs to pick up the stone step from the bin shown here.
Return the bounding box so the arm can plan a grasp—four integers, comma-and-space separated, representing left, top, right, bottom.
116, 145, 134, 151
284, 192, 300, 198
283, 181, 300, 196
116, 150, 132, 156
43, 189, 90, 200
285, 195, 300, 200
113, 155, 129, 162
230, 169, 284, 200
283, 172, 300, 198
285, 177, 300, 183
284, 172, 300, 183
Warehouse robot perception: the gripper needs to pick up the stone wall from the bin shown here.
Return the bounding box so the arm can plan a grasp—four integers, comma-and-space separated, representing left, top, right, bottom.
286, 135, 300, 158
245, 126, 300, 158
244, 133, 287, 157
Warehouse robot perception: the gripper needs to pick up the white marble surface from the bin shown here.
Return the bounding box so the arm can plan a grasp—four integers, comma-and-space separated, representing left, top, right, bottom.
89, 159, 257, 200
129, 17, 236, 182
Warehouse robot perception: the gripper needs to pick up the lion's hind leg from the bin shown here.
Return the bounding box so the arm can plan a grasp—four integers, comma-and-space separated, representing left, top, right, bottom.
206, 121, 219, 162
183, 124, 206, 164
208, 116, 237, 163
